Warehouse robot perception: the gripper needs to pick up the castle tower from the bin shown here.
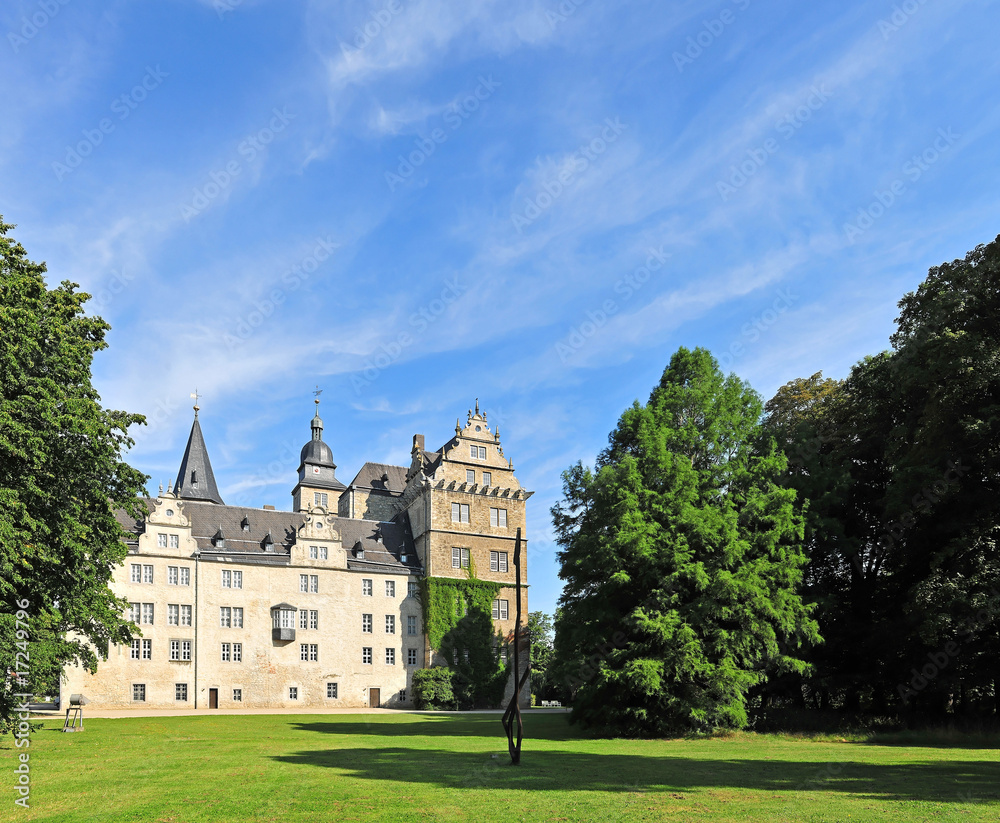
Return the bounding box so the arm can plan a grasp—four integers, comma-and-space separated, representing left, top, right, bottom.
291, 398, 345, 512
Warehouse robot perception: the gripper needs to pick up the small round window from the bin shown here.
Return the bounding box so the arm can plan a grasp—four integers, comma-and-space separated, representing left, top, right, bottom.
165, 509, 174, 517
475, 425, 481, 432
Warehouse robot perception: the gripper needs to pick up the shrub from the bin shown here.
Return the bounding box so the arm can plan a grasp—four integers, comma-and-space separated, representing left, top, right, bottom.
412, 667, 457, 710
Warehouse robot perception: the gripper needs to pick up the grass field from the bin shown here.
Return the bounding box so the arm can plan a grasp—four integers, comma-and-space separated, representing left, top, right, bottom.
3, 712, 1000, 822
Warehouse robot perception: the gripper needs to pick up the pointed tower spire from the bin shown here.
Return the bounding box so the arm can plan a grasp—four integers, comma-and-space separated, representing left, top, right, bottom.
174, 407, 225, 505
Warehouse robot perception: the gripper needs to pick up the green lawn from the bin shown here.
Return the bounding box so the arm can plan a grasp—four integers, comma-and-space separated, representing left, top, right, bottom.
4, 712, 1000, 822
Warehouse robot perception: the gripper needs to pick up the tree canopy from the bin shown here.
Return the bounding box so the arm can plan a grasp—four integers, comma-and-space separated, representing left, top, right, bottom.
0, 217, 148, 732
551, 347, 819, 735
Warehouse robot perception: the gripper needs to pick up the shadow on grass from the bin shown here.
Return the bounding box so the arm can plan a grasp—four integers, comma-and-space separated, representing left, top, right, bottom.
289, 714, 582, 742
271, 746, 1000, 803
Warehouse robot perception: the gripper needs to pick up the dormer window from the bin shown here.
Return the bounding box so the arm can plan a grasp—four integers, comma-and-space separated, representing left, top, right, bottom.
212, 527, 225, 548
262, 532, 275, 552
353, 540, 365, 560
241, 516, 250, 532
191, 471, 197, 483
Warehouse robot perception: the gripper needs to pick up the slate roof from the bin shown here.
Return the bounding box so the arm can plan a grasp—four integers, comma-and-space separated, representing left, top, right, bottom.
346, 462, 408, 495
174, 417, 225, 505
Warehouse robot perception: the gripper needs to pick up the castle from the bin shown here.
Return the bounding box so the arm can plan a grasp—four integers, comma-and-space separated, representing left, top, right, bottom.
61, 399, 531, 709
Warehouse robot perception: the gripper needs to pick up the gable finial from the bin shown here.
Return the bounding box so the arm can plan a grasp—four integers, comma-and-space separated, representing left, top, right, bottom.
158, 481, 164, 496
475, 398, 480, 416
456, 417, 462, 435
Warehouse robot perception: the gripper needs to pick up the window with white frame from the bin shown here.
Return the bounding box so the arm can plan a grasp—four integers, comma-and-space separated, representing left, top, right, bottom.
273, 608, 296, 629
385, 615, 395, 634
220, 607, 232, 628
327, 682, 338, 698
179, 567, 190, 586
490, 551, 509, 573
221, 643, 231, 662
300, 644, 318, 662
407, 615, 417, 636
299, 609, 308, 630
309, 610, 318, 630
466, 469, 475, 484
169, 534, 179, 549
408, 582, 418, 598
362, 647, 372, 664
490, 508, 508, 528
157, 533, 167, 548
320, 546, 328, 559
492, 599, 509, 620
451, 547, 470, 569
233, 688, 242, 702
470, 445, 487, 459
129, 602, 140, 623
168, 566, 178, 585
451, 502, 470, 523
233, 643, 242, 662
142, 565, 154, 584
386, 580, 395, 597
233, 607, 243, 628
142, 640, 151, 660
131, 564, 142, 583
170, 640, 180, 661
141, 603, 154, 624
168, 604, 179, 626
233, 570, 242, 589
310, 575, 318, 593
407, 648, 417, 666
483, 471, 491, 486
309, 545, 318, 559
362, 614, 372, 633
222, 570, 232, 588
362, 578, 373, 596
180, 605, 192, 626
130, 639, 141, 660
385, 648, 396, 665
314, 492, 328, 507
300, 574, 308, 592
133, 684, 145, 701
182, 640, 192, 661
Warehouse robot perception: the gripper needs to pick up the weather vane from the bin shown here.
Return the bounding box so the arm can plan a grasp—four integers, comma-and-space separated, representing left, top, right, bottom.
190, 389, 202, 417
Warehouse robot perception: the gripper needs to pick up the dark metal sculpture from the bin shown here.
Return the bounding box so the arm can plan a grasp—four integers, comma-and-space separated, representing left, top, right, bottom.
501, 527, 531, 764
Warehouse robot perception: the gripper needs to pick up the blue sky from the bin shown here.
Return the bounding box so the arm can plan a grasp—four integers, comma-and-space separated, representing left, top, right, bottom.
3, 0, 999, 617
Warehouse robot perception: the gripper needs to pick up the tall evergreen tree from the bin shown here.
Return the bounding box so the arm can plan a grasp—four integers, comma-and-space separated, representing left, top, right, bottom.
551, 347, 819, 735
0, 218, 148, 733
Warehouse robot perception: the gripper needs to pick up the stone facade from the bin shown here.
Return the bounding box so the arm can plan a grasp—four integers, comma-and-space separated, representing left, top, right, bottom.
62, 400, 531, 710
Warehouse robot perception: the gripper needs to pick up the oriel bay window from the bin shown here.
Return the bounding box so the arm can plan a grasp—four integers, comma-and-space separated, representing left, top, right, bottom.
271, 603, 297, 641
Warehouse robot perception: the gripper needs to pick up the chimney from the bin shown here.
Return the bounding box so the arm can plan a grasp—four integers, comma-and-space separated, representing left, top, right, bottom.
262, 504, 275, 511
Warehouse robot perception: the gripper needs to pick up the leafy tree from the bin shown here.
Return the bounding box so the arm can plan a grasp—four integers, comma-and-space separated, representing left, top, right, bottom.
527, 611, 554, 698
0, 218, 148, 733
551, 347, 819, 735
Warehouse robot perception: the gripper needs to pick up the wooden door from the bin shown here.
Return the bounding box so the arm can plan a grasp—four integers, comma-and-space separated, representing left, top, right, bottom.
369, 688, 380, 708
209, 689, 218, 709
